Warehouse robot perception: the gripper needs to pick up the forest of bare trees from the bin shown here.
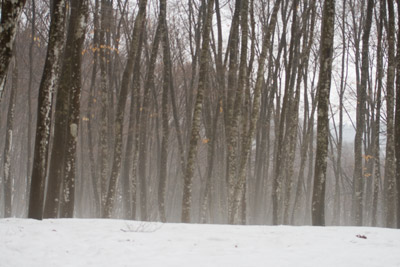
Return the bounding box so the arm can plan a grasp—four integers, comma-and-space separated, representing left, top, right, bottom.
0, 0, 399, 228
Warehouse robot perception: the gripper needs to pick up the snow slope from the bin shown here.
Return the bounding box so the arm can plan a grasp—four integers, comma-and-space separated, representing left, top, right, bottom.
1, 218, 400, 267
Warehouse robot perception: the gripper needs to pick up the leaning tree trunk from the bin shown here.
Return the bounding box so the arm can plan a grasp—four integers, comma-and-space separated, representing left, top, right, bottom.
181, 0, 215, 223
103, 0, 147, 218
0, 0, 26, 101
59, 0, 88, 218
28, 0, 67, 220
311, 0, 335, 227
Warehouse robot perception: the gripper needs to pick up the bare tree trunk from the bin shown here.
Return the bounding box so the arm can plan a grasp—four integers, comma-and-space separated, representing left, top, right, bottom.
0, 0, 26, 101
43, 8, 74, 219
333, 0, 347, 225
353, 0, 374, 226
26, 0, 36, 213
103, 0, 147, 218
59, 0, 88, 218
158, 0, 171, 223
230, 0, 281, 224
384, 0, 396, 228
123, 27, 145, 220
225, 0, 241, 216
371, 0, 385, 227
311, 0, 335, 226
181, 0, 215, 223
86, 0, 101, 217
137, 15, 166, 222
395, 0, 400, 229
28, 0, 67, 220
3, 53, 17, 217
99, 0, 112, 213
291, 0, 318, 224
227, 0, 249, 223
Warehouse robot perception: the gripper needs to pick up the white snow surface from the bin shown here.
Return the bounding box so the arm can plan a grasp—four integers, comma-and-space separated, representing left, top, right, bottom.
1, 218, 400, 267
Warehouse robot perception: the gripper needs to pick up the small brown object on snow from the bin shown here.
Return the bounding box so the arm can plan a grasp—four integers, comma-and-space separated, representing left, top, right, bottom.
356, 234, 367, 239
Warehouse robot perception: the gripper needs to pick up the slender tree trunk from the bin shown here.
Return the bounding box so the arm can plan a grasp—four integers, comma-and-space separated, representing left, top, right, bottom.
311, 0, 335, 226
26, 0, 36, 214
371, 0, 385, 227
395, 0, 400, 229
28, 0, 67, 220
353, 0, 374, 226
158, 0, 170, 222
3, 53, 17, 217
384, 0, 396, 228
137, 15, 165, 222
86, 0, 101, 217
99, 0, 112, 213
333, 0, 347, 225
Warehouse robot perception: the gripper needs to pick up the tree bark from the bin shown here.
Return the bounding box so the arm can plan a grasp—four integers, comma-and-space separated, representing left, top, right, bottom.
395, 0, 400, 229
384, 0, 396, 228
371, 0, 385, 227
181, 0, 215, 223
3, 52, 17, 217
59, 0, 88, 218
353, 0, 374, 226
0, 0, 26, 101
230, 0, 281, 224
103, 0, 147, 218
311, 0, 335, 226
158, 0, 171, 223
28, 0, 67, 220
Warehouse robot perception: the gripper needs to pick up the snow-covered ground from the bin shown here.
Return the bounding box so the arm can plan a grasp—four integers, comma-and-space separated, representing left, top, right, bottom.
1, 218, 400, 267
